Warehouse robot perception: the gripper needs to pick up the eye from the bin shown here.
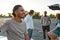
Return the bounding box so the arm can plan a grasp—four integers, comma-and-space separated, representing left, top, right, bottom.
21, 10, 24, 11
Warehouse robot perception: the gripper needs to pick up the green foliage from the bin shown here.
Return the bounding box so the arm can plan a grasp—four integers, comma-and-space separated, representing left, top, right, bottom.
49, 14, 55, 18
33, 12, 41, 19
8, 13, 12, 17
0, 11, 56, 19
0, 14, 3, 17
25, 11, 29, 17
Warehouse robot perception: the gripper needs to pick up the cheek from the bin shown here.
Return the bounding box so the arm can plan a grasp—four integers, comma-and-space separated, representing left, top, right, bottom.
21, 13, 25, 17
19, 12, 25, 17
18, 11, 24, 15
18, 10, 23, 13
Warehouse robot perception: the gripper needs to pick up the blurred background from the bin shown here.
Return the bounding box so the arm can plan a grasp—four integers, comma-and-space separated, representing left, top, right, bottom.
0, 0, 60, 40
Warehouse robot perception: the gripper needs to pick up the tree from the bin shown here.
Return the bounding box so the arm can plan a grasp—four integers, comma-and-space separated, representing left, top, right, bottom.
49, 14, 55, 18
25, 11, 29, 16
8, 13, 12, 17
33, 12, 41, 19
0, 14, 3, 17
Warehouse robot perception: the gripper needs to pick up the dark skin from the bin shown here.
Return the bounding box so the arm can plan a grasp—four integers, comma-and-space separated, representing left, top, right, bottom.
44, 12, 51, 24
44, 13, 47, 17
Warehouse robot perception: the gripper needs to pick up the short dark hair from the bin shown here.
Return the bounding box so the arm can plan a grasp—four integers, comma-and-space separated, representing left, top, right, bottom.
56, 13, 60, 20
44, 11, 47, 14
29, 10, 34, 14
12, 5, 22, 17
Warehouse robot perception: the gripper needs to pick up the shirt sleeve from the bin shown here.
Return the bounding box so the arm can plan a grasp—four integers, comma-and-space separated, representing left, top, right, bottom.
23, 22, 28, 34
25, 27, 28, 34
0, 21, 9, 33
56, 23, 60, 27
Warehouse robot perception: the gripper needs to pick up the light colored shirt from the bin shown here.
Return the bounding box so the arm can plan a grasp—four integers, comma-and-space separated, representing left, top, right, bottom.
0, 18, 27, 40
41, 16, 51, 26
24, 14, 34, 29
56, 23, 60, 27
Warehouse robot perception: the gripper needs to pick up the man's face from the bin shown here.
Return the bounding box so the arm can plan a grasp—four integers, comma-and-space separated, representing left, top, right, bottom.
31, 13, 34, 16
44, 13, 47, 16
15, 7, 25, 18
44, 11, 47, 16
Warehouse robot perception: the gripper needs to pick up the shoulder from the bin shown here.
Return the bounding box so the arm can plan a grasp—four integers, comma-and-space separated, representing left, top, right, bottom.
22, 21, 26, 25
26, 14, 29, 17
5, 18, 14, 24
22, 21, 26, 27
25, 14, 30, 19
47, 16, 50, 18
22, 21, 26, 24
46, 16, 50, 19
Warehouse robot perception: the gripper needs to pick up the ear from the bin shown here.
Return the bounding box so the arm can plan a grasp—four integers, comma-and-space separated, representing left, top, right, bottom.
14, 11, 17, 16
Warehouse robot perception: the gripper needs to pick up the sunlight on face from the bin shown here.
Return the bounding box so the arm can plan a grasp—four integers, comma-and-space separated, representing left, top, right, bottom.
15, 7, 25, 18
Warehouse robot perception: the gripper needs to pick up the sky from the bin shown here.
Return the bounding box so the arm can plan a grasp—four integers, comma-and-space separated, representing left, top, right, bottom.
0, 0, 60, 16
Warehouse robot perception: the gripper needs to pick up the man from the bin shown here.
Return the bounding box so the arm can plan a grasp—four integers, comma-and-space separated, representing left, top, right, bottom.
41, 11, 51, 40
24, 10, 34, 40
0, 5, 29, 40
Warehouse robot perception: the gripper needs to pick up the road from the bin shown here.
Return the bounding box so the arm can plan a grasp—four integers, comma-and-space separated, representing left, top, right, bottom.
32, 19, 56, 40
0, 18, 57, 40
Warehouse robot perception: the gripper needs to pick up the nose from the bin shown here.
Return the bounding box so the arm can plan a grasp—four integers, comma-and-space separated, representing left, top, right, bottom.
20, 11, 24, 14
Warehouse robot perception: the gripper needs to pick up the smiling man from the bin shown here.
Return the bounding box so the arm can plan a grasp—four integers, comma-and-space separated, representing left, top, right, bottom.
0, 5, 29, 40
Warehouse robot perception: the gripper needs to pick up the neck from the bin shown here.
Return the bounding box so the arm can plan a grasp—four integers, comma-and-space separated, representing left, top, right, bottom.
13, 16, 22, 22
29, 14, 32, 16
44, 15, 47, 17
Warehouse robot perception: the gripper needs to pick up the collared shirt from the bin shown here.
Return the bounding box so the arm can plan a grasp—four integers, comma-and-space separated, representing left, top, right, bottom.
0, 18, 27, 40
24, 14, 34, 29
41, 16, 51, 26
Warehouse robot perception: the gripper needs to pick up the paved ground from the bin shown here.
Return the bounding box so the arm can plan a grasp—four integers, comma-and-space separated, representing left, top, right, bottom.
0, 18, 57, 40
33, 19, 57, 40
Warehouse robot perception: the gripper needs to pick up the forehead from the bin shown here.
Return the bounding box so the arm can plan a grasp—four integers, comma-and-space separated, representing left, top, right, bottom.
17, 7, 24, 10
